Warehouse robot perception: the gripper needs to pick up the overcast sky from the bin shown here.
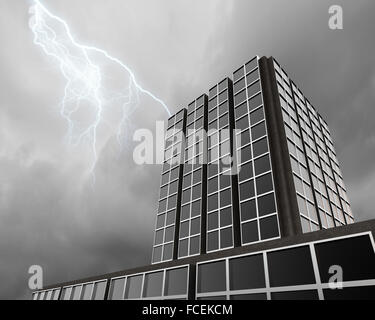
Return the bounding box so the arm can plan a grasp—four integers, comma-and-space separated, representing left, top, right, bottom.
0, 0, 374, 299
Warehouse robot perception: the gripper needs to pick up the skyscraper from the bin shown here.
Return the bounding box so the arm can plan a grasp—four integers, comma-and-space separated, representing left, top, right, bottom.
33, 56, 374, 301
152, 56, 354, 264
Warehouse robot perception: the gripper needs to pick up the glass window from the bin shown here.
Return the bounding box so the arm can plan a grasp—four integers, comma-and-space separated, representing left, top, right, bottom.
240, 199, 256, 221
220, 227, 233, 248
143, 272, 163, 298
271, 290, 319, 300
236, 115, 249, 131
238, 161, 253, 182
220, 207, 232, 227
323, 286, 375, 300
190, 236, 200, 255
163, 243, 173, 260
251, 121, 266, 140
315, 235, 375, 283
81, 283, 93, 300
258, 193, 276, 216
253, 137, 268, 157
166, 210, 176, 225
234, 89, 247, 106
164, 226, 175, 242
246, 68, 259, 84
92, 281, 106, 300
229, 254, 265, 290
125, 275, 143, 299
109, 278, 125, 300
190, 218, 200, 236
178, 239, 188, 257
267, 246, 315, 287
208, 193, 218, 211
152, 246, 162, 263
207, 231, 219, 251
248, 93, 262, 112
208, 212, 218, 230
260, 215, 279, 239
250, 106, 264, 125
233, 66, 244, 82
197, 261, 226, 293
165, 267, 188, 296
242, 220, 259, 243
254, 154, 271, 176
247, 81, 261, 98
256, 173, 273, 195
155, 229, 164, 245
220, 189, 231, 207
180, 221, 189, 238
240, 144, 252, 163
62, 287, 72, 300
71, 285, 82, 300
240, 180, 255, 200
191, 200, 201, 217
245, 58, 257, 73
231, 293, 266, 300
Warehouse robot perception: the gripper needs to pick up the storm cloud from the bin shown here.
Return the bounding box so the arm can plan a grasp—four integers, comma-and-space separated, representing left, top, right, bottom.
0, 0, 374, 299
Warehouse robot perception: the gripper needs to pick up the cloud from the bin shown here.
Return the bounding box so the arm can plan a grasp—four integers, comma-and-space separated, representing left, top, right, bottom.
0, 0, 374, 299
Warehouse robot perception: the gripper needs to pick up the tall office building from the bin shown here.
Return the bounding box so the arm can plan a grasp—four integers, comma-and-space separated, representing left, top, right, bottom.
152, 55, 354, 264
33, 56, 374, 300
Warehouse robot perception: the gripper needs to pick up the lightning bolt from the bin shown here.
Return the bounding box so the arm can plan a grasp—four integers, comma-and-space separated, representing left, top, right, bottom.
29, 0, 171, 175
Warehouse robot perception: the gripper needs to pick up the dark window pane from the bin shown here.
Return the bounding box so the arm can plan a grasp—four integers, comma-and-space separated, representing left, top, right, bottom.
253, 137, 268, 157
315, 235, 375, 283
125, 275, 143, 299
163, 243, 173, 260
193, 169, 202, 184
271, 290, 319, 300
152, 246, 162, 263
164, 226, 174, 242
254, 154, 271, 176
234, 89, 247, 106
208, 164, 218, 178
251, 121, 266, 140
190, 236, 200, 255
143, 272, 163, 298
167, 195, 177, 209
260, 215, 279, 239
236, 115, 249, 131
166, 210, 176, 225
323, 286, 375, 300
245, 58, 257, 73
242, 221, 259, 244
220, 207, 232, 227
240, 180, 255, 200
256, 173, 273, 195
191, 218, 200, 236
235, 101, 247, 120
180, 221, 189, 238
219, 90, 227, 104
248, 93, 262, 111
182, 189, 191, 204
191, 200, 200, 218
241, 199, 257, 221
155, 229, 164, 245
220, 188, 231, 207
240, 144, 252, 163
219, 173, 231, 189
165, 267, 188, 296
208, 177, 218, 194
181, 205, 190, 221
208, 193, 218, 211
198, 296, 226, 300
238, 161, 253, 182
219, 79, 228, 92
247, 80, 261, 98
231, 293, 266, 300
197, 261, 226, 293
178, 239, 188, 257
234, 77, 246, 94
267, 246, 315, 287
156, 214, 165, 229
192, 184, 201, 200
220, 227, 233, 248
207, 231, 219, 251
258, 193, 276, 216
233, 66, 244, 82
238, 129, 250, 147
246, 68, 259, 84
250, 106, 264, 125
229, 254, 265, 290
208, 212, 218, 230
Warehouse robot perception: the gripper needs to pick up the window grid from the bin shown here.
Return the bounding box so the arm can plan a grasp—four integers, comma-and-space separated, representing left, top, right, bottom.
234, 57, 280, 245
178, 97, 206, 259
195, 232, 375, 300
153, 110, 186, 264
206, 79, 235, 252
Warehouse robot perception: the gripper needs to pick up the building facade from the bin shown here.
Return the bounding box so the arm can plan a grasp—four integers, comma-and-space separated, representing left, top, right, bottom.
32, 56, 374, 300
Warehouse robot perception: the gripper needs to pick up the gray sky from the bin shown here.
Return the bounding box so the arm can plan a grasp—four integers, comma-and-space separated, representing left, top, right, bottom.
0, 0, 374, 299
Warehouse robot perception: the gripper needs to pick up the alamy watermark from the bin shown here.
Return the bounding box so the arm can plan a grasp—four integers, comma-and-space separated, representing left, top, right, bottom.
329, 5, 343, 30
133, 121, 242, 175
